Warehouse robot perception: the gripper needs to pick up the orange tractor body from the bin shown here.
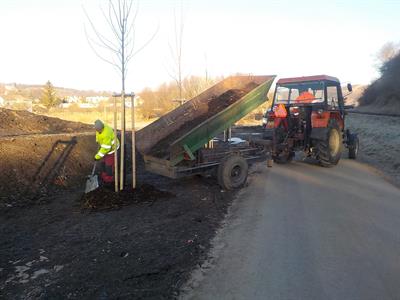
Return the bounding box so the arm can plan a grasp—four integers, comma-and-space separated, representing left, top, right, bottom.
263, 75, 358, 166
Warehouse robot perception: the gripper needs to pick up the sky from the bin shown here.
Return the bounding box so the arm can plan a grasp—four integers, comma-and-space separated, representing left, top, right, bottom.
0, 0, 399, 93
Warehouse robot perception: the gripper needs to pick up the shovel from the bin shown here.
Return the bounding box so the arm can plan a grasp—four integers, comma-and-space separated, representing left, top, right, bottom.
85, 162, 99, 193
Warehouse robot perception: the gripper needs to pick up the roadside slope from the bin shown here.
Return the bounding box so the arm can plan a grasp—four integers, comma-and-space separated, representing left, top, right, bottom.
346, 113, 400, 186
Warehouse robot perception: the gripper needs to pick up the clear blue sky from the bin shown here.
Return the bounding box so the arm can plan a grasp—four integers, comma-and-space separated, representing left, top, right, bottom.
0, 0, 399, 92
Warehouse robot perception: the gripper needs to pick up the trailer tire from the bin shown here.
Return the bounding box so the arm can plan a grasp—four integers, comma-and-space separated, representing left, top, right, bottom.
218, 155, 248, 190
315, 120, 342, 167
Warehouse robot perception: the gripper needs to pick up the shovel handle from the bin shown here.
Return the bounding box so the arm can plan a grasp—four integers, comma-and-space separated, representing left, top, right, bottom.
91, 161, 97, 175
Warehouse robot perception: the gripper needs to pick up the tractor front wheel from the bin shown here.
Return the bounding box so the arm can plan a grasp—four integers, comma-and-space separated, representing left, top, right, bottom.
315, 120, 342, 167
348, 133, 359, 159
217, 155, 249, 190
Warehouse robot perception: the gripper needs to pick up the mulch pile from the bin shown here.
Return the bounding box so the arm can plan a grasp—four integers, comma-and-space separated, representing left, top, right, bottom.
0, 108, 92, 136
81, 184, 173, 210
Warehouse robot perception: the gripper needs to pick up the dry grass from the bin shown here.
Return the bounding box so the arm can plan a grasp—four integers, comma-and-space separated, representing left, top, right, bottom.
347, 113, 400, 185
45, 110, 156, 130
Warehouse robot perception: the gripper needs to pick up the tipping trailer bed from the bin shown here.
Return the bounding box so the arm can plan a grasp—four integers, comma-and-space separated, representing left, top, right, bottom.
136, 75, 275, 188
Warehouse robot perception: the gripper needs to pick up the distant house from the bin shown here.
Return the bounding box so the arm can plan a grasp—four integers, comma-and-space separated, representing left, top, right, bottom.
4, 84, 17, 91
65, 96, 80, 103
4, 84, 17, 96
0, 96, 5, 107
78, 103, 97, 109
85, 96, 109, 104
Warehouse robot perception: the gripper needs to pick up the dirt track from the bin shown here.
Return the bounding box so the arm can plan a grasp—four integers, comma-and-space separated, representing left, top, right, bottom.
183, 159, 400, 300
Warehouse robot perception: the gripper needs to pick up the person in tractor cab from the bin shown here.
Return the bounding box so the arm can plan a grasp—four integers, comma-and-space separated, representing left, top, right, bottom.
94, 119, 119, 185
295, 88, 315, 103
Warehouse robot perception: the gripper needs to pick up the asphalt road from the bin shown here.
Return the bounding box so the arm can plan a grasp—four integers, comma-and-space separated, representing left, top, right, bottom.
183, 159, 400, 300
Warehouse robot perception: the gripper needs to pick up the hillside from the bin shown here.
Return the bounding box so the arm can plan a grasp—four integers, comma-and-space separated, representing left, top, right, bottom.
359, 52, 400, 113
0, 82, 111, 100
344, 84, 365, 107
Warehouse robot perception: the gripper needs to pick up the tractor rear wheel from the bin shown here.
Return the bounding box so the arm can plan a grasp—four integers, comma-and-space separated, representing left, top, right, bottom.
315, 120, 342, 167
217, 155, 248, 190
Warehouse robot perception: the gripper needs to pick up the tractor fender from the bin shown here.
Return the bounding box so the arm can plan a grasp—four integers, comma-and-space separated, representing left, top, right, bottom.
310, 128, 329, 140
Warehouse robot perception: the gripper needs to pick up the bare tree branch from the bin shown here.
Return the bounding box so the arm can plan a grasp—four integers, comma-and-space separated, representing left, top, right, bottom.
84, 0, 157, 90
83, 6, 119, 51
84, 26, 121, 72
168, 1, 184, 101
126, 22, 159, 63
100, 4, 121, 41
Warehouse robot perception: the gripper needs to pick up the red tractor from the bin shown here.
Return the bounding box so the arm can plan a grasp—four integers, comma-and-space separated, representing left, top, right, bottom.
263, 75, 359, 167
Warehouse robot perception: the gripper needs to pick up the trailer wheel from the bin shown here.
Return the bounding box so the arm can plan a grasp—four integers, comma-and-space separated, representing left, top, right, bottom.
218, 155, 248, 190
315, 120, 342, 167
348, 133, 359, 159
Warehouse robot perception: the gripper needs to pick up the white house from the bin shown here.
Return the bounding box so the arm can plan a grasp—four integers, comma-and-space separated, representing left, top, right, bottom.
78, 103, 97, 109
85, 96, 109, 104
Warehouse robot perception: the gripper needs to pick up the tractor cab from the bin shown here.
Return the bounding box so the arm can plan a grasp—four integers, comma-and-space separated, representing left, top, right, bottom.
263, 75, 358, 167
263, 75, 346, 124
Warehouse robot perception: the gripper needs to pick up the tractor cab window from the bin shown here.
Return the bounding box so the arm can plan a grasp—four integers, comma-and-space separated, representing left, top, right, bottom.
327, 85, 339, 108
274, 81, 325, 105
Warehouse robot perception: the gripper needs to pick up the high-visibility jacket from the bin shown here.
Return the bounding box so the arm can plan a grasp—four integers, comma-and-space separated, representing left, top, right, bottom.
95, 124, 119, 160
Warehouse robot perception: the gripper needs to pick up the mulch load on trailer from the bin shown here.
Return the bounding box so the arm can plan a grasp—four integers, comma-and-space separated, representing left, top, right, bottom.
136, 75, 275, 162
149, 82, 259, 159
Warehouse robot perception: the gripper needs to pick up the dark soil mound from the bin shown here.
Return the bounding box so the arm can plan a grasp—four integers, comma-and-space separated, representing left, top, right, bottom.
150, 82, 258, 158
81, 184, 173, 210
1, 165, 235, 299
0, 108, 92, 136
359, 53, 400, 113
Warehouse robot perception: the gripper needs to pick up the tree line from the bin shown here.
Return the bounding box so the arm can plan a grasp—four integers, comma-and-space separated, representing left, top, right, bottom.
137, 75, 221, 119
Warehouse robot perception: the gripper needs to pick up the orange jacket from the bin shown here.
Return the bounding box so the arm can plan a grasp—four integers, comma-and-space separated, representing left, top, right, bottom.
296, 91, 314, 103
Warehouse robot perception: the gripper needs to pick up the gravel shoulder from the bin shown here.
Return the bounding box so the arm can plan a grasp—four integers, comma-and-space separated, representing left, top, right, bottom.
346, 113, 400, 186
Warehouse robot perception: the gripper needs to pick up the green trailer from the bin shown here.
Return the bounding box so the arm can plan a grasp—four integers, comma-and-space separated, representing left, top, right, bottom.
136, 75, 276, 189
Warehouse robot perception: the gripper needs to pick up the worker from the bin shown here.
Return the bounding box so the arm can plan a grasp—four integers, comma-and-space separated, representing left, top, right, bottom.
94, 119, 119, 185
296, 88, 315, 103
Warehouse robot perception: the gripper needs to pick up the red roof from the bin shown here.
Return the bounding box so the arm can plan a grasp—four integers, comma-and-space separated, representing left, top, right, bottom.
277, 75, 340, 84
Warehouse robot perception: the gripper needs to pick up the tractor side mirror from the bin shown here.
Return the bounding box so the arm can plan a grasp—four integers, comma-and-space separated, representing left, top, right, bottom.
347, 83, 353, 92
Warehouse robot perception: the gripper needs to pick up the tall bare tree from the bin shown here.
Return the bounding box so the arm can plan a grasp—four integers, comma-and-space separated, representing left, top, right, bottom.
167, 2, 185, 104
84, 0, 157, 190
